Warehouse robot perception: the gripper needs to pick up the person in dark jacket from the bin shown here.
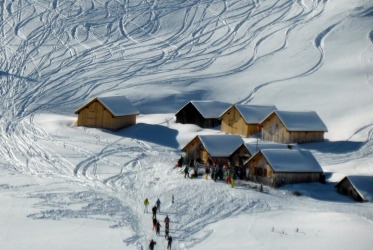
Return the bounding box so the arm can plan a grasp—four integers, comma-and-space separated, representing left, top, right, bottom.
167, 235, 172, 250
156, 198, 161, 212
156, 221, 161, 236
152, 204, 157, 219
149, 239, 156, 250
164, 215, 170, 238
184, 165, 189, 178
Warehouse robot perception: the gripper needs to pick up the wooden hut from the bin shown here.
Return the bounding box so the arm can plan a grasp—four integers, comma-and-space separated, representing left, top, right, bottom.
181, 134, 244, 165
75, 96, 139, 131
175, 101, 231, 128
220, 104, 277, 137
335, 176, 373, 202
230, 142, 296, 167
243, 149, 323, 187
261, 111, 328, 144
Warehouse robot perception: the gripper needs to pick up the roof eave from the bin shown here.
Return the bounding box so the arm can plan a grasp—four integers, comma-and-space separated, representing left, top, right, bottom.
75, 97, 100, 114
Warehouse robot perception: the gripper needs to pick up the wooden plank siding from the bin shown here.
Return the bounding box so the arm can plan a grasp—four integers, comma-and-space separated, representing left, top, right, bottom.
229, 144, 251, 167
221, 106, 255, 137
76, 101, 136, 131
175, 103, 221, 128
261, 113, 324, 144
182, 137, 236, 166
336, 178, 364, 202
182, 137, 205, 164
245, 153, 321, 187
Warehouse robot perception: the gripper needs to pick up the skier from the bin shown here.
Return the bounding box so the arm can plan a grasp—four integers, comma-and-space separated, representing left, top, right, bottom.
149, 239, 156, 250
164, 215, 170, 238
167, 235, 173, 250
144, 198, 149, 213
156, 221, 161, 236
152, 204, 157, 219
156, 198, 161, 212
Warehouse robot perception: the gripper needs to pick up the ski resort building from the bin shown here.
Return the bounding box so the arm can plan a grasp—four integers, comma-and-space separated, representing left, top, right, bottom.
175, 100, 231, 128
181, 134, 244, 165
220, 104, 277, 137
243, 149, 324, 187
75, 96, 140, 131
261, 111, 328, 144
335, 175, 373, 202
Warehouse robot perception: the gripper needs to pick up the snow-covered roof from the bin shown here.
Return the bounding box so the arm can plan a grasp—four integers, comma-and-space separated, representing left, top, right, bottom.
76, 96, 140, 116
198, 134, 244, 157
244, 142, 296, 155
176, 100, 231, 119
271, 111, 328, 132
234, 104, 277, 124
255, 149, 323, 173
342, 176, 373, 201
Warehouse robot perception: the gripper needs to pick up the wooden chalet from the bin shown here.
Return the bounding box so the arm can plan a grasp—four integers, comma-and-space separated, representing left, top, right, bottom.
335, 176, 373, 202
230, 142, 295, 167
175, 101, 231, 128
75, 96, 140, 131
220, 104, 277, 137
261, 111, 328, 144
181, 134, 244, 165
243, 149, 323, 187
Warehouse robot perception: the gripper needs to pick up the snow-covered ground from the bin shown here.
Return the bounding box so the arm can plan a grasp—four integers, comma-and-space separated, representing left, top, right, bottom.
0, 0, 372, 249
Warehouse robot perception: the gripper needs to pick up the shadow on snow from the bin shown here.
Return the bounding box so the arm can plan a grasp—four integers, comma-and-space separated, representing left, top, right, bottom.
298, 140, 365, 154
119, 123, 179, 149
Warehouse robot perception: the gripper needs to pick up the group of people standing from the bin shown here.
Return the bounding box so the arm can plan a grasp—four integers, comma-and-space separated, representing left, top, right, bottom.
144, 198, 173, 250
181, 157, 239, 188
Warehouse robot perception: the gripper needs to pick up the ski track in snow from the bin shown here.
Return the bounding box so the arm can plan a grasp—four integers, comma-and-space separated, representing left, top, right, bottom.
0, 0, 372, 249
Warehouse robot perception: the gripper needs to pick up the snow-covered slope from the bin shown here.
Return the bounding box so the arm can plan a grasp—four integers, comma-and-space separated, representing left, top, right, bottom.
0, 0, 372, 249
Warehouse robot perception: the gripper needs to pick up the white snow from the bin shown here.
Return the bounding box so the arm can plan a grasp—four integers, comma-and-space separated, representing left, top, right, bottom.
341, 175, 373, 202
97, 96, 140, 116
187, 134, 244, 158
244, 142, 295, 155
235, 104, 278, 124
271, 110, 328, 132
0, 0, 373, 250
259, 149, 323, 173
176, 101, 232, 119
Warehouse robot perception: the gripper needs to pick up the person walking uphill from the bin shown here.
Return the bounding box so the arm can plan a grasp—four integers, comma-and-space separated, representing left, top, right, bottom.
149, 239, 156, 250
156, 221, 161, 236
144, 198, 149, 213
152, 204, 157, 219
156, 198, 161, 212
164, 215, 170, 238
167, 235, 172, 250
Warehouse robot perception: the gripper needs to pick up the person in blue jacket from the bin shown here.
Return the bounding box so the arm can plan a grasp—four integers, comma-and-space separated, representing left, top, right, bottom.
156, 198, 161, 212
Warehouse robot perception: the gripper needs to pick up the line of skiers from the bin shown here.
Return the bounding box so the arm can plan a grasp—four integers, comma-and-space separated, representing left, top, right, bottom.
144, 197, 173, 250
